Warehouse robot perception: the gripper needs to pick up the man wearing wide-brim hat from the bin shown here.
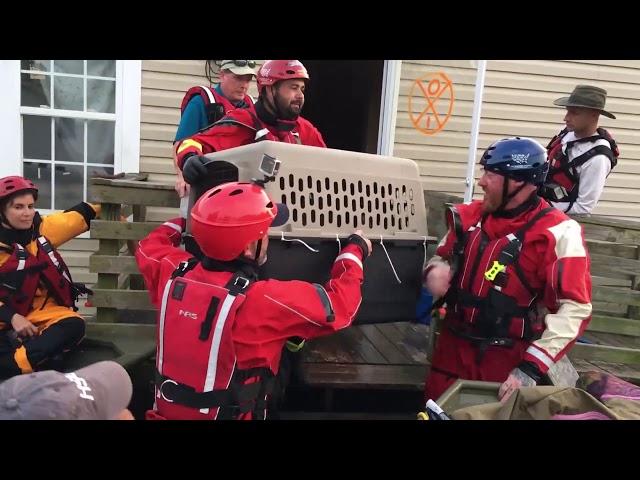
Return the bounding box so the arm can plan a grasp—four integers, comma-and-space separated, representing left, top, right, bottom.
540, 85, 620, 215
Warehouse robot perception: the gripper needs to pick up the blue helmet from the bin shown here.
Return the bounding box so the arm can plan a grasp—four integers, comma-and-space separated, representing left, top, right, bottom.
480, 137, 549, 185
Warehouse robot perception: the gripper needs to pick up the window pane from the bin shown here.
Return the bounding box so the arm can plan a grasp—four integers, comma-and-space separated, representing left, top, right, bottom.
87, 120, 115, 164
21, 73, 51, 108
23, 162, 52, 210
53, 76, 83, 111
23, 115, 51, 160
55, 118, 84, 163
88, 165, 114, 180
53, 60, 83, 75
88, 60, 116, 78
87, 79, 115, 113
21, 60, 51, 72
55, 164, 83, 210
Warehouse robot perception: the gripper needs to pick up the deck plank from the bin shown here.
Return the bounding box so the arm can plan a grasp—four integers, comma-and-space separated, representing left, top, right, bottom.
358, 324, 409, 364
300, 363, 426, 390
303, 329, 365, 364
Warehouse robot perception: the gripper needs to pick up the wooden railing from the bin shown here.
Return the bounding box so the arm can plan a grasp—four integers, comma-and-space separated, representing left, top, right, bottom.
572, 216, 640, 370
84, 180, 640, 380
88, 176, 179, 322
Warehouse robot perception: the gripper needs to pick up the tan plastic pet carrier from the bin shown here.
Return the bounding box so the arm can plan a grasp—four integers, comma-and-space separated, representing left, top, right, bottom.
187, 141, 429, 324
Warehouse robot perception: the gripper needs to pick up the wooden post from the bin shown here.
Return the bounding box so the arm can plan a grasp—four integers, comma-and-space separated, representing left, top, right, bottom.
128, 204, 147, 291
629, 245, 640, 319
95, 202, 121, 323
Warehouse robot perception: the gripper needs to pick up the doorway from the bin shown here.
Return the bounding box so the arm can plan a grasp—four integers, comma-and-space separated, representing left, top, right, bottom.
299, 60, 384, 154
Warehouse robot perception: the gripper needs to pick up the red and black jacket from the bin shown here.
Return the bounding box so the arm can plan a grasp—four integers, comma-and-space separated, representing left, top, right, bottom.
541, 127, 619, 208
180, 86, 255, 129
439, 200, 555, 351
0, 214, 80, 322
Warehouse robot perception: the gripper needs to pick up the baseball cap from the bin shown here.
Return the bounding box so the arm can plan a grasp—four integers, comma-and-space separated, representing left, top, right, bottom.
219, 60, 257, 76
0, 361, 132, 420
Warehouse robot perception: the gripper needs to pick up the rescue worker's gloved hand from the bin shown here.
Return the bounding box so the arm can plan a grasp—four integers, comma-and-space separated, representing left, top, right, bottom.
498, 362, 540, 402
423, 261, 452, 299
182, 154, 209, 185
346, 229, 372, 258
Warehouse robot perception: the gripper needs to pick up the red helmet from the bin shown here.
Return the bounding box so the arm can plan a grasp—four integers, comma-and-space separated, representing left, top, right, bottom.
257, 60, 310, 94
190, 182, 289, 260
0, 176, 38, 202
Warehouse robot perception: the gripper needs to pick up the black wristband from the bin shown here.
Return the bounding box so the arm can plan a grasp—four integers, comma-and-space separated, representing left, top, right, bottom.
517, 361, 543, 384
64, 202, 97, 226
346, 234, 369, 259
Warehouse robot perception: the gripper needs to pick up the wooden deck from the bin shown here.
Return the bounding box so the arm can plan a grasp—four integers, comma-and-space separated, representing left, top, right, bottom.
297, 321, 427, 415
573, 332, 640, 384
301, 322, 428, 391
299, 321, 640, 411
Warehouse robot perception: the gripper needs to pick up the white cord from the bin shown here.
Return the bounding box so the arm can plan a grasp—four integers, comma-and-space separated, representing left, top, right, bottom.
422, 236, 428, 269
280, 231, 319, 253
336, 234, 342, 253
380, 234, 402, 284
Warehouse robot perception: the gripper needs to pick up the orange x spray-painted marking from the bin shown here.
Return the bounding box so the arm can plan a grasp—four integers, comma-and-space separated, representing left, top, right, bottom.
408, 72, 455, 135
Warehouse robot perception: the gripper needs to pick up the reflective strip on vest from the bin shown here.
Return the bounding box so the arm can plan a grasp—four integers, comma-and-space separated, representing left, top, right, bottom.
37, 236, 71, 283
199, 85, 215, 104
15, 244, 26, 271
156, 278, 174, 397
200, 292, 238, 415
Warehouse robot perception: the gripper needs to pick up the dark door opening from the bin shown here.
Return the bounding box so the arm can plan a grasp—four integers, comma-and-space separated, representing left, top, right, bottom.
299, 60, 385, 154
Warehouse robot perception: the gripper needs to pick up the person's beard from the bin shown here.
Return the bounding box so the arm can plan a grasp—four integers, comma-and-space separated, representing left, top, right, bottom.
481, 189, 500, 214
274, 93, 303, 121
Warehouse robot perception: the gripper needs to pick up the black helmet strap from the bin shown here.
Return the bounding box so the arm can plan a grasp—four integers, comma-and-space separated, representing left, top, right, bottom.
497, 176, 527, 213
254, 238, 263, 262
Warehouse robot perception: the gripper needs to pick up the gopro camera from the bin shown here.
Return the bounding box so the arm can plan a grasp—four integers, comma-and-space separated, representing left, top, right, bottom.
259, 154, 280, 178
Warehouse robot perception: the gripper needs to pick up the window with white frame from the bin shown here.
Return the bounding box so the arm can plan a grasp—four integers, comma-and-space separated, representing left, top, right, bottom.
0, 60, 141, 212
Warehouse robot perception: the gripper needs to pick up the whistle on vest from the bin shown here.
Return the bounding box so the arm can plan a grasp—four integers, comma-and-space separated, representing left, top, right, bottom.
484, 260, 506, 282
